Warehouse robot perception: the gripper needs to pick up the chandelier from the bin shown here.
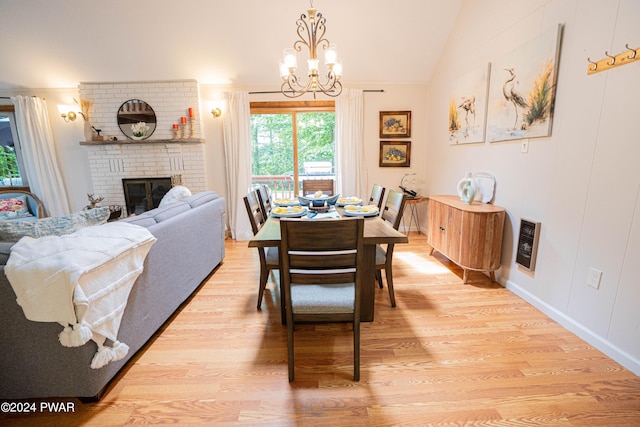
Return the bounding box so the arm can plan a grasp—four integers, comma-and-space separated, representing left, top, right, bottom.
279, 1, 343, 98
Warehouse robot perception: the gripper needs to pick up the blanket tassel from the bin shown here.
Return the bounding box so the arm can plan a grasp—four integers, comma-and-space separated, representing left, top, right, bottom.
59, 322, 92, 347
91, 344, 113, 369
111, 340, 129, 361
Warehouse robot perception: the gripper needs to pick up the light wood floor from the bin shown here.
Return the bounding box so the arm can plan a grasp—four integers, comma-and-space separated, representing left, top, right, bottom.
3, 232, 640, 426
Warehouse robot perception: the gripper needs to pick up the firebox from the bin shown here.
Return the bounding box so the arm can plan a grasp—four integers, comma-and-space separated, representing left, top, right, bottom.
122, 177, 172, 215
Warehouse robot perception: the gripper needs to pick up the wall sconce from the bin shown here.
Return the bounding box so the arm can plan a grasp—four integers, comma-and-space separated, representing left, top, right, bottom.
58, 105, 78, 122
211, 107, 222, 118
61, 111, 77, 122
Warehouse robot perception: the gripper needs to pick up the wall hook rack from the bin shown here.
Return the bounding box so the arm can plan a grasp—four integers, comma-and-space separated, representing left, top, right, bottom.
587, 43, 639, 75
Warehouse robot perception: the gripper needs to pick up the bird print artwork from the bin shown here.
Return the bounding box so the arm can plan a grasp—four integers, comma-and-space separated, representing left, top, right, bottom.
458, 96, 476, 136
502, 68, 528, 130
486, 24, 563, 143
448, 64, 490, 144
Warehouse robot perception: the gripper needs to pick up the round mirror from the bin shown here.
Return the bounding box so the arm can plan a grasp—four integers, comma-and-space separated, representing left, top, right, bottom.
117, 99, 157, 140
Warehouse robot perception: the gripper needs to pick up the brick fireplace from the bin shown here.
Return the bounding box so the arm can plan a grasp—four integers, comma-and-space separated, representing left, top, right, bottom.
79, 80, 207, 215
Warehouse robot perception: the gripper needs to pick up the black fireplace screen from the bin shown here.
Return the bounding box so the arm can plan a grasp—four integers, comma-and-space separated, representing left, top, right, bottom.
122, 177, 171, 215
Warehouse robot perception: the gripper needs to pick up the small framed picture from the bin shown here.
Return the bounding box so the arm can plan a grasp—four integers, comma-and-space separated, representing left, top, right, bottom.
379, 141, 411, 167
380, 111, 411, 138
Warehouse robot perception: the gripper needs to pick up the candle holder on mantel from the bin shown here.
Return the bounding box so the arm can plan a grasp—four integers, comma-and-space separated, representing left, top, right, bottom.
172, 126, 180, 140
189, 117, 195, 139
180, 123, 187, 139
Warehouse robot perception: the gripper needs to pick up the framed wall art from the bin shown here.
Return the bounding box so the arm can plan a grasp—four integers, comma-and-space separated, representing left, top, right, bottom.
448, 63, 491, 144
379, 141, 411, 167
486, 23, 563, 143
380, 111, 411, 138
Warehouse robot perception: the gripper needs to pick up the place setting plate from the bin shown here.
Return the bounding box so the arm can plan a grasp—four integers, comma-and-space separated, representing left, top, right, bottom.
273, 198, 300, 207
342, 204, 380, 217
271, 205, 307, 218
336, 196, 363, 207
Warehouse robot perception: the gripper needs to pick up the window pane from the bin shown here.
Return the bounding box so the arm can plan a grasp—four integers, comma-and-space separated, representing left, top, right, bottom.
297, 112, 335, 177
0, 112, 25, 187
251, 114, 294, 197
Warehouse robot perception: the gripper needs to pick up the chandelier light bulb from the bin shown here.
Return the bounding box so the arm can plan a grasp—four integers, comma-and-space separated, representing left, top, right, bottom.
333, 61, 343, 79
325, 44, 337, 66
283, 48, 297, 71
307, 58, 319, 74
279, 61, 289, 78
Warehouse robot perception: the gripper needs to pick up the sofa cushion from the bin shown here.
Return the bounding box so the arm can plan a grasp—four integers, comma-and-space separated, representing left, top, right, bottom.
120, 214, 157, 228
159, 185, 192, 207
0, 195, 32, 220
0, 207, 110, 242
183, 191, 218, 209
145, 202, 191, 223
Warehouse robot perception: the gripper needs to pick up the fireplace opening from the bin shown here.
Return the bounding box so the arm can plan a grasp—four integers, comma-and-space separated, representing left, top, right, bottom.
122, 177, 172, 215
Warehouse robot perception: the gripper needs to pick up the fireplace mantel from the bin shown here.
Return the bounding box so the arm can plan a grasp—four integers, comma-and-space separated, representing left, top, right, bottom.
80, 138, 204, 146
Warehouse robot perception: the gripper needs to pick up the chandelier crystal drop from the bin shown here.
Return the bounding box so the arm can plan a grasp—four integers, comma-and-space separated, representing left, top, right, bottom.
279, 2, 343, 98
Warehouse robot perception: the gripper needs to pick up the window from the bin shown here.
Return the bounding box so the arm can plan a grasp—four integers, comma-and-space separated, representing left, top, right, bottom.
0, 105, 28, 188
250, 101, 335, 198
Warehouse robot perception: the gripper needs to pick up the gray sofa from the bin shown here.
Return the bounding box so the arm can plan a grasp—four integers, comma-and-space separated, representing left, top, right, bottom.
0, 190, 226, 400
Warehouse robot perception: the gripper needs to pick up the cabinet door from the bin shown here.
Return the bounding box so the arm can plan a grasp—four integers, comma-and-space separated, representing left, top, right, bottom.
446, 206, 463, 262
428, 200, 447, 252
459, 211, 505, 270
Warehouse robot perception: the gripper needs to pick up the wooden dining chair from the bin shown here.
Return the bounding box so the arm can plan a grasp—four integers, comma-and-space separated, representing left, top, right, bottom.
375, 189, 407, 307
243, 190, 280, 309
302, 179, 334, 196
368, 184, 386, 210
256, 184, 273, 219
280, 217, 365, 381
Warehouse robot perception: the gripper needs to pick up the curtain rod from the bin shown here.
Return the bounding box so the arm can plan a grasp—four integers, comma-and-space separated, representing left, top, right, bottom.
0, 96, 39, 99
248, 89, 384, 95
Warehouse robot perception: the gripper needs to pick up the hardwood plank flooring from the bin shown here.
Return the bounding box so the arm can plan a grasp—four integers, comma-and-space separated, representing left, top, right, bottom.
2, 233, 640, 426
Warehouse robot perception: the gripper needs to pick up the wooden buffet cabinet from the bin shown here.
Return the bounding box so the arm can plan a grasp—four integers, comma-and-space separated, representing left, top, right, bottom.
427, 195, 505, 283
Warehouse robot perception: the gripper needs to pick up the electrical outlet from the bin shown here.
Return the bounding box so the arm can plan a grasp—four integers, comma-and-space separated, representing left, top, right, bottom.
521, 139, 529, 153
587, 267, 603, 289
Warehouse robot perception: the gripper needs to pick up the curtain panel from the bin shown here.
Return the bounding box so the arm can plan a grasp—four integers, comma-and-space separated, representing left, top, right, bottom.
11, 96, 71, 216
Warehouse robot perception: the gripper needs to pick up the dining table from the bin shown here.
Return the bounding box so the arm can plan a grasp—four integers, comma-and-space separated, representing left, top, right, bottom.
248, 205, 409, 322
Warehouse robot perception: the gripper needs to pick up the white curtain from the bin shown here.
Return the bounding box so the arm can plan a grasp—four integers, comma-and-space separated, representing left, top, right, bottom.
222, 91, 253, 241
11, 96, 71, 217
335, 88, 367, 199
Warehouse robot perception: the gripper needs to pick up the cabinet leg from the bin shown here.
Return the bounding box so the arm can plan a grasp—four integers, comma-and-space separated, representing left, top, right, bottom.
489, 271, 496, 282
463, 269, 469, 284
426, 245, 434, 256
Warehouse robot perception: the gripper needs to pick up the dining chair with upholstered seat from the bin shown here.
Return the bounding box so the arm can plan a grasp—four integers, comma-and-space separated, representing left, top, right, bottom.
280, 217, 365, 381
257, 184, 273, 219
375, 189, 407, 307
302, 179, 334, 196
368, 184, 386, 210
243, 189, 280, 309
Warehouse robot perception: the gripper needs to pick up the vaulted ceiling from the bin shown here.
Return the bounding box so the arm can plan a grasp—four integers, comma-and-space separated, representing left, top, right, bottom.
0, 0, 462, 90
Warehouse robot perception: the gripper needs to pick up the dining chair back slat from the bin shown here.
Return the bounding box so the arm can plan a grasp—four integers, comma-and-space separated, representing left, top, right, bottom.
369, 184, 386, 210
257, 184, 273, 219
302, 179, 334, 196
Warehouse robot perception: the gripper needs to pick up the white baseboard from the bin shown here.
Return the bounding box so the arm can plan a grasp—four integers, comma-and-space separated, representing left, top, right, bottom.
506, 280, 640, 376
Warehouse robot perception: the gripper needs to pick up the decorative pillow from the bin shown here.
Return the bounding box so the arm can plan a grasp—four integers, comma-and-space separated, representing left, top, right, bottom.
0, 195, 32, 219
0, 207, 110, 242
159, 185, 192, 208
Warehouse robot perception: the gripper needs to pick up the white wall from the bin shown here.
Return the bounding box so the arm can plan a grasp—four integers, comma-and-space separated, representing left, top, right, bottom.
425, 0, 640, 374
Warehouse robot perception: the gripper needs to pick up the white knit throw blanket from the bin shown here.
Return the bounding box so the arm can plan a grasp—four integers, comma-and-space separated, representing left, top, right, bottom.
6, 222, 156, 369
